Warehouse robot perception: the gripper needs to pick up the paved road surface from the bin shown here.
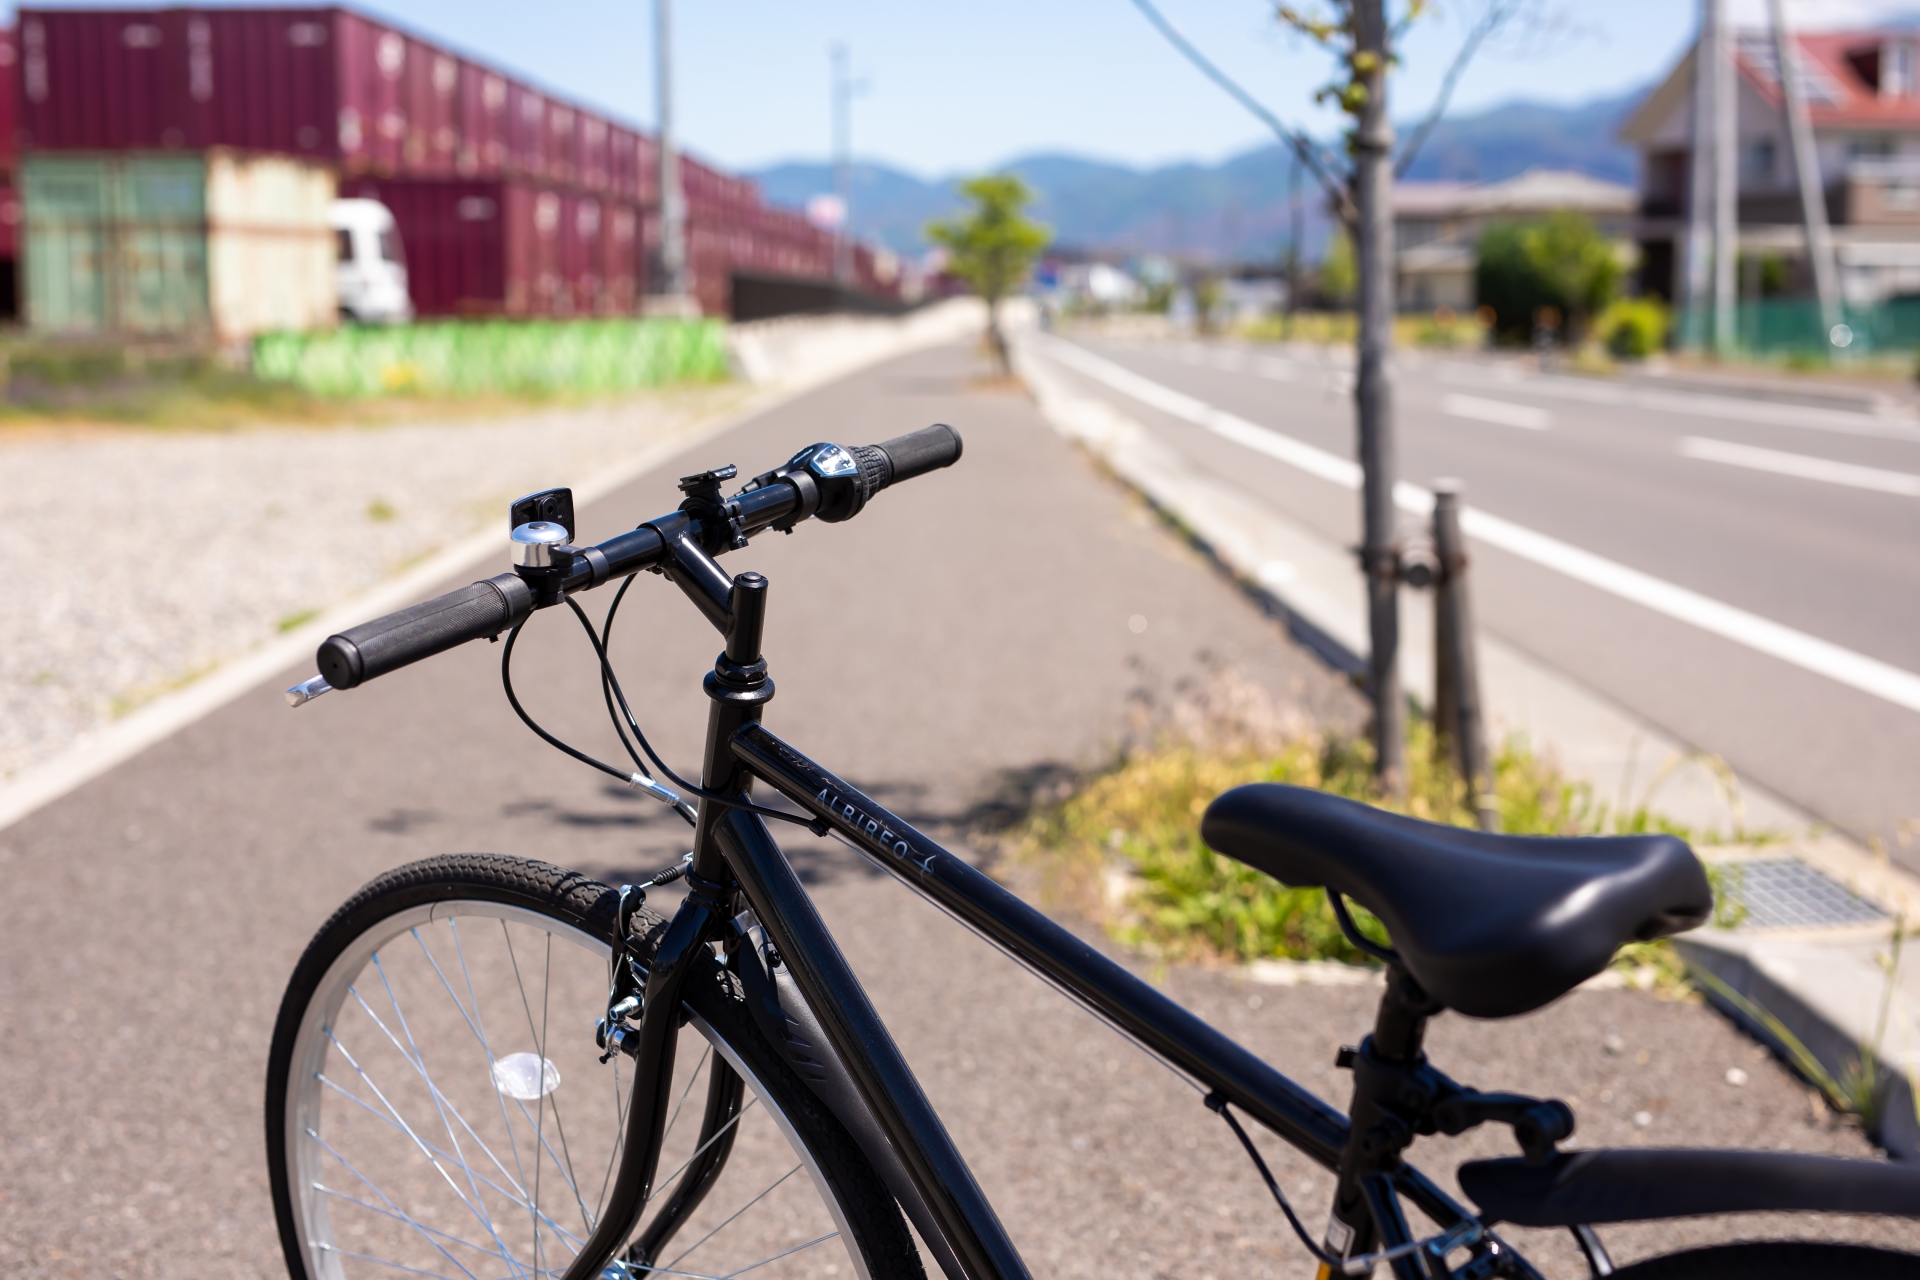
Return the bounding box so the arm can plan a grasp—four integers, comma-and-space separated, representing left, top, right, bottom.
1044, 333, 1920, 862
0, 343, 1909, 1280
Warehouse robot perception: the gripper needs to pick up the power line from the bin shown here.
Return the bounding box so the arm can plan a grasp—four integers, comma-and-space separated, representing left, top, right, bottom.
1124, 0, 1354, 224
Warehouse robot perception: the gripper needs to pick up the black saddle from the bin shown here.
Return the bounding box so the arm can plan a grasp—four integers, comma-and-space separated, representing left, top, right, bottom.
1199, 785, 1712, 1018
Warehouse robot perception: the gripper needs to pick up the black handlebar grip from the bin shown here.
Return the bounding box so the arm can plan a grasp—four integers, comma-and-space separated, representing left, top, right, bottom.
875, 423, 963, 488
318, 573, 533, 690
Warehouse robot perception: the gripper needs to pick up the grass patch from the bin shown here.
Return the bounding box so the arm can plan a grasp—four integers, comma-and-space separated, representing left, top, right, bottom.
0, 333, 740, 432
276, 609, 320, 634
1012, 712, 1742, 970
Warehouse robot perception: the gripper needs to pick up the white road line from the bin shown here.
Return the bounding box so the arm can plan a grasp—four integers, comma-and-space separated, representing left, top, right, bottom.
1035, 334, 1920, 715
1440, 393, 1553, 431
1255, 357, 1296, 382
1440, 363, 1920, 443
1679, 436, 1920, 496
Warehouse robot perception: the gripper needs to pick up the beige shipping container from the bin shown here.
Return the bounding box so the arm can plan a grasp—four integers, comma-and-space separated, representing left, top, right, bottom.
22, 149, 336, 342
207, 150, 337, 340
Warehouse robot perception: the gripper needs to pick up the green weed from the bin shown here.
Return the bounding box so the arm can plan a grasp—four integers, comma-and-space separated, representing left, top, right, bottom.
1012, 715, 1726, 967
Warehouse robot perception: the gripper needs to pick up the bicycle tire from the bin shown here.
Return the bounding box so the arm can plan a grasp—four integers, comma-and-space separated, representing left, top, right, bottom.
1607, 1241, 1920, 1278
266, 852, 925, 1280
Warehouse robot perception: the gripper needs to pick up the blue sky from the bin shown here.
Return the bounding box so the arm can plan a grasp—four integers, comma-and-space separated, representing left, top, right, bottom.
15, 0, 1918, 174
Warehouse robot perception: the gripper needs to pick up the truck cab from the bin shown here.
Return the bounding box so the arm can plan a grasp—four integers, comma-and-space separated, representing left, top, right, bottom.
331, 198, 413, 324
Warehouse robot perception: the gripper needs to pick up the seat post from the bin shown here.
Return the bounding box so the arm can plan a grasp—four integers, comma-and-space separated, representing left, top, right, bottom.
1324, 965, 1447, 1264
1371, 964, 1441, 1063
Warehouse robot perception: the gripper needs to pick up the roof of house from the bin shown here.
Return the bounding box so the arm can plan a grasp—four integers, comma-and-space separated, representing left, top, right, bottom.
1620, 28, 1920, 144
1393, 169, 1637, 219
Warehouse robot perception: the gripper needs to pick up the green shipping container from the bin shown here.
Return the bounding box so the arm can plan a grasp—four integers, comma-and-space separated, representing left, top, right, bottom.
21, 151, 336, 340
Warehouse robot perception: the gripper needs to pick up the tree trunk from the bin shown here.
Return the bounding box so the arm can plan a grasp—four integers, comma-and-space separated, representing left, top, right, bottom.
1353, 0, 1404, 796
985, 296, 1009, 374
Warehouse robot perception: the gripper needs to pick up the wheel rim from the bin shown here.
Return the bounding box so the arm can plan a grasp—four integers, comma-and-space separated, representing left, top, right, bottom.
283, 900, 873, 1280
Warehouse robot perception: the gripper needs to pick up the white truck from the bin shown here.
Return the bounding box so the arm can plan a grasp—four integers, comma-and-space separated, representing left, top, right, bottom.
331, 198, 414, 324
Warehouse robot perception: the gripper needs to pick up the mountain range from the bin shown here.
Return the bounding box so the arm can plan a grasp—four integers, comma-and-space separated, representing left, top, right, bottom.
748, 85, 1645, 264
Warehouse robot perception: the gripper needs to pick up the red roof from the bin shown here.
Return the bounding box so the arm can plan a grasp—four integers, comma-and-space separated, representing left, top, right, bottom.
1737, 30, 1920, 128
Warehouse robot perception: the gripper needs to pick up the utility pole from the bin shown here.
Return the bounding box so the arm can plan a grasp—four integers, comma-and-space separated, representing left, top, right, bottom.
1712, 0, 1737, 356
654, 0, 688, 303
1768, 0, 1842, 339
1682, 0, 1715, 349
832, 42, 853, 290
1352, 0, 1404, 794
1286, 150, 1302, 335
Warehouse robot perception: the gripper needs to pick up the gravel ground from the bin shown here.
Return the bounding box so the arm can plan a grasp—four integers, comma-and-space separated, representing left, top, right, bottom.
0, 385, 751, 783
0, 344, 1910, 1279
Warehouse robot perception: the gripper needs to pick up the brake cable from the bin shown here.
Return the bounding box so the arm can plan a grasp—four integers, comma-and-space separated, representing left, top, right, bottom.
496, 594, 825, 834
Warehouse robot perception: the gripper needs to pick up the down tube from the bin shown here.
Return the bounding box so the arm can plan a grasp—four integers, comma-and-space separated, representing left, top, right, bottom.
713, 803, 1031, 1280
731, 723, 1353, 1168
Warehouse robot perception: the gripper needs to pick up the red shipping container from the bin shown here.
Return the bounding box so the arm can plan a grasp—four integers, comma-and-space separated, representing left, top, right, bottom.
348, 174, 640, 318
575, 111, 608, 194
545, 100, 573, 186
457, 57, 508, 176
506, 80, 546, 178
0, 27, 19, 173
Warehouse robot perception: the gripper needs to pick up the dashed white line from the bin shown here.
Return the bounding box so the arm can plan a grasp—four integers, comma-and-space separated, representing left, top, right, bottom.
1678, 436, 1920, 496
1440, 393, 1553, 431
1034, 334, 1920, 716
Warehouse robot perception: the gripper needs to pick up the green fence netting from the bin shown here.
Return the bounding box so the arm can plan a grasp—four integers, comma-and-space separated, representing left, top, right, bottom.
1673, 298, 1920, 358
253, 318, 732, 397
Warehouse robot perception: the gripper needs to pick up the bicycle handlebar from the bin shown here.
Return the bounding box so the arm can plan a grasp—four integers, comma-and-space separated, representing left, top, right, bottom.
308, 424, 962, 695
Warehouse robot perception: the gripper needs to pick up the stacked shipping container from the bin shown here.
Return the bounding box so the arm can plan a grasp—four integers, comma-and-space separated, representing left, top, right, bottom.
12, 6, 903, 333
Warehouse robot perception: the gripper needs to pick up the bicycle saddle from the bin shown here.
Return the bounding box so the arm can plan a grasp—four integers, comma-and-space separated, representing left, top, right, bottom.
1200, 785, 1712, 1018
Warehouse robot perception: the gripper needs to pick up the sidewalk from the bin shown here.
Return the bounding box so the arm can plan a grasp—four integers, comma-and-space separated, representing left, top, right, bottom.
1016, 330, 1920, 1160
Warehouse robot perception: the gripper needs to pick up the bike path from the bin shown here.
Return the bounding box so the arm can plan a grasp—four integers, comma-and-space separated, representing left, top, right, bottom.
0, 342, 1906, 1278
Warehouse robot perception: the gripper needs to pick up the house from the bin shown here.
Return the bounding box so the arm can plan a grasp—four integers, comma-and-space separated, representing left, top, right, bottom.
1393, 169, 1638, 311
1622, 28, 1920, 306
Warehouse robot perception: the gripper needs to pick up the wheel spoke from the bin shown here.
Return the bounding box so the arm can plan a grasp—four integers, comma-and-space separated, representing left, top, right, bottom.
370, 952, 520, 1273
315, 1073, 585, 1249
286, 889, 874, 1280
721, 1231, 843, 1279
452, 919, 539, 1239
645, 1097, 759, 1208
307, 1124, 488, 1280
662, 1165, 802, 1270
339, 985, 534, 1269
325, 1026, 499, 1240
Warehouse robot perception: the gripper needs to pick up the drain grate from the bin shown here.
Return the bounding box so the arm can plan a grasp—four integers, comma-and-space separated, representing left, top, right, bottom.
1720, 858, 1888, 930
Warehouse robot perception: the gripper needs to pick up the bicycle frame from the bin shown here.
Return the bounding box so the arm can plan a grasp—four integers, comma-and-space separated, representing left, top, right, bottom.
554, 558, 1527, 1280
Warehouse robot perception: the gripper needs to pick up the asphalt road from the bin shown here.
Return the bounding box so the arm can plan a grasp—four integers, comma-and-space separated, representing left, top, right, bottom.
1046, 332, 1920, 861
0, 343, 1910, 1280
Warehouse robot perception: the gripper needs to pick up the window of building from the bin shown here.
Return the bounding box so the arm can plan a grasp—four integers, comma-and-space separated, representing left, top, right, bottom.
1850, 134, 1897, 159
336, 228, 353, 262
1743, 138, 1776, 182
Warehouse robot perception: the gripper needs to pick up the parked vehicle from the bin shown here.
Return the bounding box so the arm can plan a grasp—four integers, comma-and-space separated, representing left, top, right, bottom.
331, 197, 412, 324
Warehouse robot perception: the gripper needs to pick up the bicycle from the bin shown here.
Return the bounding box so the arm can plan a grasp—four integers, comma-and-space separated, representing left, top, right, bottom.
269, 423, 1920, 1280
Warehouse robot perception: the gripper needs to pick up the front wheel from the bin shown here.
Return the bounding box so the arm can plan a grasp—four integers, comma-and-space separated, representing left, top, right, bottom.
266, 853, 925, 1280
1609, 1241, 1920, 1278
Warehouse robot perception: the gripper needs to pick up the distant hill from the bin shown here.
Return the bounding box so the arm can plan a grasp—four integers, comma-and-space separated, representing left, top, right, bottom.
749, 85, 1645, 263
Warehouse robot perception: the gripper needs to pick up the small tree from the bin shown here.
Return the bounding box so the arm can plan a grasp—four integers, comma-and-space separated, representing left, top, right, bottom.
1475, 212, 1620, 344
927, 174, 1051, 371
1318, 228, 1356, 307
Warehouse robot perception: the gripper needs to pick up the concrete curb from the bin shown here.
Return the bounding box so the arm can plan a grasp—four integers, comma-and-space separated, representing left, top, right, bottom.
1013, 333, 1920, 1160
0, 305, 982, 837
